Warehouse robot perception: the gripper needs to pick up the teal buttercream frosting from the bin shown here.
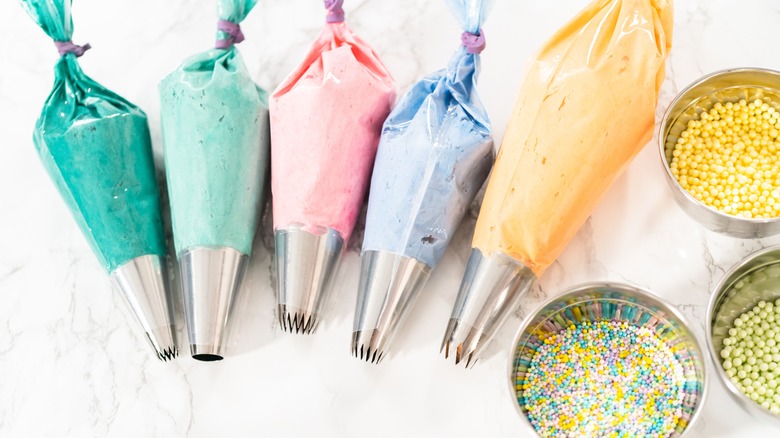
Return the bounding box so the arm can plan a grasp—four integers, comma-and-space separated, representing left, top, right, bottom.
24, 0, 167, 273
159, 0, 269, 257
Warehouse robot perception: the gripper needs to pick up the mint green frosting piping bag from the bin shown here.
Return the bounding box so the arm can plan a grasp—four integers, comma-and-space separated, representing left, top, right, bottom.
159, 0, 269, 361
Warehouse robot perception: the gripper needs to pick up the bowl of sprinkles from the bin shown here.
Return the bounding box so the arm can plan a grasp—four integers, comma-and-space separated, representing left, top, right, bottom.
660, 68, 780, 238
509, 283, 707, 437
708, 245, 780, 422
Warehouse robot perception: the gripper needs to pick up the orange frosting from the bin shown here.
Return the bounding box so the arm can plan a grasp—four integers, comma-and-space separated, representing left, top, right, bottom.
472, 0, 674, 275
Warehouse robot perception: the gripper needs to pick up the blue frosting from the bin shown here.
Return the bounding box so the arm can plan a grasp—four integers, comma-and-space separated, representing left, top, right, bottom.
362, 39, 494, 267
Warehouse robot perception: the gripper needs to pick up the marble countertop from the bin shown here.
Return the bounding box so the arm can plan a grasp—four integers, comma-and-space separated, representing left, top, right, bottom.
2, 0, 780, 436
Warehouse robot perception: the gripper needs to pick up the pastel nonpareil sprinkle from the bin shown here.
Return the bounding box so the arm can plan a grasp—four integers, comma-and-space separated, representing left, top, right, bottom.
519, 320, 686, 437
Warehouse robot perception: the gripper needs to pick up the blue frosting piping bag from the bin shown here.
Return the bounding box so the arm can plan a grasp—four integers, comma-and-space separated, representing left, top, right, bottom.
352, 0, 495, 363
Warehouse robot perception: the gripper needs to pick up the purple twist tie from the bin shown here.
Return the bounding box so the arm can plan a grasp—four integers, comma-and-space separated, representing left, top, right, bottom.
54, 40, 91, 57
324, 0, 345, 23
215, 19, 245, 49
461, 30, 486, 55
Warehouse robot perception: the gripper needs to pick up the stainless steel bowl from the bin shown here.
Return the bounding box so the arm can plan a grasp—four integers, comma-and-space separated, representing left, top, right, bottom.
659, 68, 780, 238
508, 283, 707, 437
707, 245, 780, 423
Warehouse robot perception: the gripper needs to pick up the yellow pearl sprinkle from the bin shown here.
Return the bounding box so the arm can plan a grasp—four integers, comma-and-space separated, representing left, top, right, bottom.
671, 96, 780, 218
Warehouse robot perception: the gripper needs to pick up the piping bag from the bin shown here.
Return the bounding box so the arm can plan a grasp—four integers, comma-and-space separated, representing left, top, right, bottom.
270, 0, 395, 334
21, 0, 176, 361
353, 0, 495, 363
159, 0, 269, 360
442, 0, 674, 367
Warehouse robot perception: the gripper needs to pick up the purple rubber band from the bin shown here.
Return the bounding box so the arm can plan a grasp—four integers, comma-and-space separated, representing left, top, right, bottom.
461, 30, 486, 54
324, 0, 345, 23
215, 19, 244, 49
54, 40, 91, 57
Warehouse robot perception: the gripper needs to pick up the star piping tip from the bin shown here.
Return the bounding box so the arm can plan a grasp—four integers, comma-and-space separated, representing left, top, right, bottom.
351, 332, 386, 364
279, 308, 318, 335
156, 345, 178, 362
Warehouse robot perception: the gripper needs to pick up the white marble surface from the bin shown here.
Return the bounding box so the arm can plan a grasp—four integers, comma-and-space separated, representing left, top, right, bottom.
2, 0, 780, 436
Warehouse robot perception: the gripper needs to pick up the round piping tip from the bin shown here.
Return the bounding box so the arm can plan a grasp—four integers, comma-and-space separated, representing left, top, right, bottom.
190, 344, 224, 361
179, 246, 248, 362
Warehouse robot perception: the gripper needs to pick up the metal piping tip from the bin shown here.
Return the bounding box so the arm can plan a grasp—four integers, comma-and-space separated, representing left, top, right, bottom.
275, 226, 343, 335
146, 326, 178, 362
351, 251, 431, 364
441, 248, 536, 367
278, 304, 319, 334
351, 330, 386, 364
110, 254, 177, 362
179, 246, 248, 361
440, 319, 481, 368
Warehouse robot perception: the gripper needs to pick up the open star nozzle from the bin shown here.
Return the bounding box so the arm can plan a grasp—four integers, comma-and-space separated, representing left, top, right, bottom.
352, 250, 430, 363
110, 255, 177, 361
179, 246, 248, 361
441, 249, 535, 368
275, 226, 343, 334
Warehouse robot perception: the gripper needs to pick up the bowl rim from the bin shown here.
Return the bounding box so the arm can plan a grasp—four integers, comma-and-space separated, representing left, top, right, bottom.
706, 244, 780, 422
657, 67, 780, 226
506, 281, 709, 437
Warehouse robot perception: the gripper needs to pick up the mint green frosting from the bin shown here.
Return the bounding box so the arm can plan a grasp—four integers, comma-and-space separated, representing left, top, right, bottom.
159, 45, 269, 256
34, 56, 167, 273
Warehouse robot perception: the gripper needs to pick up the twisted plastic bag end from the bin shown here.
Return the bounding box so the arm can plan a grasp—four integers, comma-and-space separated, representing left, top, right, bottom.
461, 30, 485, 54
215, 19, 245, 49
54, 40, 90, 57
324, 0, 345, 23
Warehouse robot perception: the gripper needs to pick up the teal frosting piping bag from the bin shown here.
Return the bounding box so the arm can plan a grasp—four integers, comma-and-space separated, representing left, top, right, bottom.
20, 0, 177, 361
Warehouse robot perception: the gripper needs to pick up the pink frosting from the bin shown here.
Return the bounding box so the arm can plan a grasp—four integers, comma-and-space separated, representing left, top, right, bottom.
270, 22, 396, 244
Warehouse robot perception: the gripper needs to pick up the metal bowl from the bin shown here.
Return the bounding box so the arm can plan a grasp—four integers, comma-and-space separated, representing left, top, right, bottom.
707, 245, 780, 423
508, 283, 707, 437
659, 68, 780, 238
